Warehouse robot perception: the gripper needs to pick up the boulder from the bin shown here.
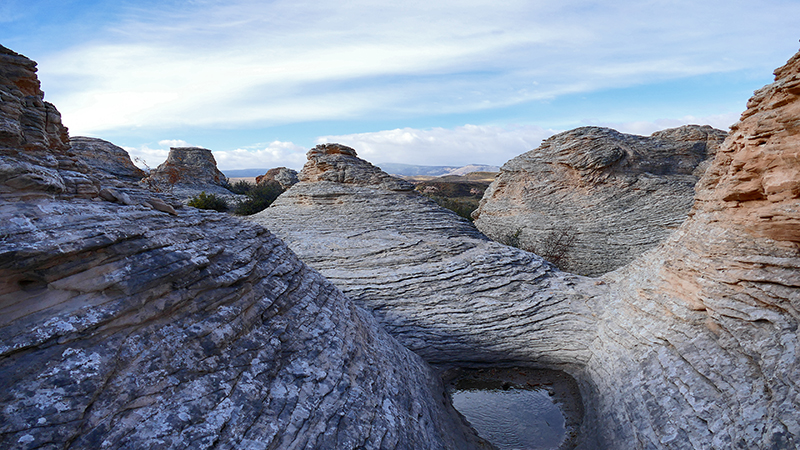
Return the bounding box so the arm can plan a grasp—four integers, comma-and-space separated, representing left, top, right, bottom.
472, 125, 726, 276
0, 47, 487, 450
255, 166, 299, 189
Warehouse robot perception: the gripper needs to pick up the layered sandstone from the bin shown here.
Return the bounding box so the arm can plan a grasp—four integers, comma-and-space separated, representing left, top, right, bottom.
251, 51, 800, 449
0, 48, 486, 450
472, 125, 726, 276
142, 146, 235, 201
69, 136, 146, 183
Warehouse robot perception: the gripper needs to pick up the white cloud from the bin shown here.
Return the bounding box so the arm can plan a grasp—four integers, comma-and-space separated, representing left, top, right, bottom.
33, 0, 800, 136
158, 139, 191, 148
211, 141, 309, 171
317, 124, 558, 167
582, 112, 741, 137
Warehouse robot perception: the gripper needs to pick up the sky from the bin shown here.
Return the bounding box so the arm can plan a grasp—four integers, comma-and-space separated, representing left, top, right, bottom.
2, 0, 799, 171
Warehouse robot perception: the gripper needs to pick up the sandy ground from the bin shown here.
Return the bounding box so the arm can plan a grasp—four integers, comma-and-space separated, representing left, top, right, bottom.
228, 177, 258, 184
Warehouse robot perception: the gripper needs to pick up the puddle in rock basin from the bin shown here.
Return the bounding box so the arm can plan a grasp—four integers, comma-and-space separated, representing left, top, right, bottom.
443, 368, 583, 450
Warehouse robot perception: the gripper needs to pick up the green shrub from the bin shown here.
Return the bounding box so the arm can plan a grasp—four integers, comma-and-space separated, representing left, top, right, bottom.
187, 191, 229, 212
227, 179, 253, 195
429, 196, 480, 221
233, 182, 284, 215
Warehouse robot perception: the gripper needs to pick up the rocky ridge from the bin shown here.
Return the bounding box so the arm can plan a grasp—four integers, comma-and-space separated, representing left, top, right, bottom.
251, 50, 800, 449
0, 47, 486, 450
472, 125, 726, 276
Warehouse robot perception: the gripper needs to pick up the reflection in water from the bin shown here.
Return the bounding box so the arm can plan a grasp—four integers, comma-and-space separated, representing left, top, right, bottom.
451, 388, 565, 450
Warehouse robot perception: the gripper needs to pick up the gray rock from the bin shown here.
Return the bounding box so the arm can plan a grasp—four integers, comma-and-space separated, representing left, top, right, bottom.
0, 46, 488, 450
472, 125, 726, 276
69, 136, 146, 182
256, 166, 299, 189
250, 59, 800, 449
142, 147, 238, 202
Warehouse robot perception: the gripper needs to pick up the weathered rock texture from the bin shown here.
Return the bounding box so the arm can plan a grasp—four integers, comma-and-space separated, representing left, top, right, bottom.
300, 143, 414, 191
252, 51, 800, 449
0, 45, 95, 199
472, 125, 727, 276
142, 146, 235, 201
256, 166, 299, 189
69, 136, 146, 183
0, 48, 486, 450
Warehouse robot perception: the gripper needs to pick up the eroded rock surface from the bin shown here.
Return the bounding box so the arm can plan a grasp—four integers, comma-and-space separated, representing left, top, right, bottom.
69, 136, 146, 183
472, 125, 726, 276
300, 143, 414, 191
0, 48, 486, 450
252, 51, 800, 449
142, 146, 236, 201
256, 166, 299, 189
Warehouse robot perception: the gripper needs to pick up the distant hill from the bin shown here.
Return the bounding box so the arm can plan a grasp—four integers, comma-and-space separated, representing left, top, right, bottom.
222, 168, 271, 178
377, 163, 499, 177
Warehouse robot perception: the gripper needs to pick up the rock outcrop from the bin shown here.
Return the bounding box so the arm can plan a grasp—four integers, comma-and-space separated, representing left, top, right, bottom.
69, 136, 146, 183
299, 143, 414, 191
0, 47, 486, 450
142, 146, 235, 201
472, 125, 726, 276
0, 45, 95, 199
251, 50, 800, 449
256, 166, 299, 189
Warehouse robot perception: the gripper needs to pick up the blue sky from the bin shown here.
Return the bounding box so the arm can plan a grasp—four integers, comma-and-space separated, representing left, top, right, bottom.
2, 0, 799, 170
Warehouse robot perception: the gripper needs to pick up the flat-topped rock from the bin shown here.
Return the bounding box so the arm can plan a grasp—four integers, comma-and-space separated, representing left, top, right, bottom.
472, 125, 726, 276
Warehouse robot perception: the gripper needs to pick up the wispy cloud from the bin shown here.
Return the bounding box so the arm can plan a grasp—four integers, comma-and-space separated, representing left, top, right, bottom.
33, 0, 800, 137
317, 124, 558, 167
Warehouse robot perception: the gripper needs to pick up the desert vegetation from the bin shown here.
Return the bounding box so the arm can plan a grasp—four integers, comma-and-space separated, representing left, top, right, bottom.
411, 174, 495, 221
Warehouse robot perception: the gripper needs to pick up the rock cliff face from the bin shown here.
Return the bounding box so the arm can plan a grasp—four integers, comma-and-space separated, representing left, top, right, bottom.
252, 51, 800, 449
472, 125, 726, 276
0, 45, 95, 199
0, 48, 485, 450
142, 146, 234, 200
256, 166, 299, 189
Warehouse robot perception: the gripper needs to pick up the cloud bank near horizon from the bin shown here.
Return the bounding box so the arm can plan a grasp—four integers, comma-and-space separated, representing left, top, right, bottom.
126, 111, 740, 172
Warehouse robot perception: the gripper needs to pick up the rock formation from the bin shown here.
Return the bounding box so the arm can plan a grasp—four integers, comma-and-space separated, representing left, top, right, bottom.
256, 166, 299, 189
299, 143, 414, 191
69, 136, 146, 183
142, 146, 236, 201
0, 47, 486, 450
472, 125, 727, 276
251, 49, 800, 449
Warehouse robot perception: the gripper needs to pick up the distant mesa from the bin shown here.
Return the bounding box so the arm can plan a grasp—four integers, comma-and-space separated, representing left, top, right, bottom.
378, 162, 500, 177
472, 124, 727, 276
